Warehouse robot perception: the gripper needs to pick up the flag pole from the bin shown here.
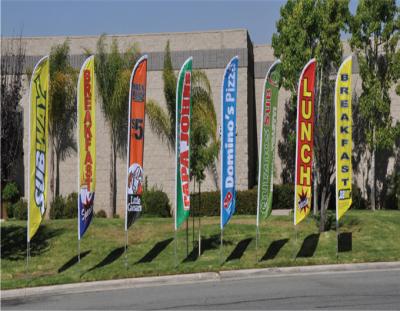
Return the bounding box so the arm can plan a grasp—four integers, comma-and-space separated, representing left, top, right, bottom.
125, 229, 128, 269
186, 217, 189, 257
26, 241, 30, 274
256, 186, 260, 262
174, 229, 177, 267
198, 182, 201, 257
26, 240, 30, 289
256, 225, 259, 262
220, 228, 224, 265
193, 179, 196, 250
78, 239, 80, 262
293, 224, 298, 260
336, 218, 339, 261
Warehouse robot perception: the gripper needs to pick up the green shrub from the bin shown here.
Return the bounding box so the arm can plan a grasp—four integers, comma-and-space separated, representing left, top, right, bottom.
65, 192, 78, 218
49, 195, 66, 219
191, 184, 294, 216
191, 190, 219, 216
236, 188, 257, 214
4, 201, 14, 218
13, 199, 27, 220
272, 184, 294, 209
384, 171, 400, 210
2, 182, 20, 203
313, 210, 335, 231
143, 187, 171, 217
352, 184, 368, 209
96, 209, 107, 218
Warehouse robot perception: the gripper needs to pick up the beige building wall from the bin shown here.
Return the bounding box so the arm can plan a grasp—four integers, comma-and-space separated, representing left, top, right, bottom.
14, 29, 252, 216
6, 29, 399, 216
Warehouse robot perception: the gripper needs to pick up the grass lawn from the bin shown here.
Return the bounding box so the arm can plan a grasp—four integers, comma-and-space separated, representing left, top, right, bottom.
1, 210, 399, 290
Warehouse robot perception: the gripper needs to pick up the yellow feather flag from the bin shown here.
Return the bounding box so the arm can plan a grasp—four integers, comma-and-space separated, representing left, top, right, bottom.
28, 56, 49, 242
335, 55, 353, 221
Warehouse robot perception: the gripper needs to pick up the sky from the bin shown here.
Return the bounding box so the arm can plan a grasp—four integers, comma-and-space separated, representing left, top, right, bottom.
2, 0, 361, 44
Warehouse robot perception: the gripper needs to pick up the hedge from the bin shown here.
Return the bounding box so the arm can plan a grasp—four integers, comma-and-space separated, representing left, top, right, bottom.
142, 188, 171, 217
49, 193, 78, 219
191, 184, 294, 216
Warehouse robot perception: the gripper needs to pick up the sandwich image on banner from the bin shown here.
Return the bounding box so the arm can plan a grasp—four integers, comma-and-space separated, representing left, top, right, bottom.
294, 58, 316, 226
257, 59, 281, 223
335, 55, 353, 221
175, 57, 192, 230
125, 55, 147, 230
77, 55, 96, 240
221, 56, 239, 229
28, 55, 49, 242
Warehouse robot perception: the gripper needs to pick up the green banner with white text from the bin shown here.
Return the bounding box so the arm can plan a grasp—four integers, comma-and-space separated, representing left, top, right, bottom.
175, 57, 192, 230
257, 60, 281, 222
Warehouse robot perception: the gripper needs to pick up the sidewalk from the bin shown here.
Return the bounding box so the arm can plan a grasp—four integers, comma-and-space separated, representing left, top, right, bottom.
2, 261, 400, 300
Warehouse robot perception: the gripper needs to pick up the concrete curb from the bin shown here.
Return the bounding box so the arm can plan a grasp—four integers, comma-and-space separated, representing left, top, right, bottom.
2, 262, 400, 300
219, 261, 400, 280
1, 272, 220, 300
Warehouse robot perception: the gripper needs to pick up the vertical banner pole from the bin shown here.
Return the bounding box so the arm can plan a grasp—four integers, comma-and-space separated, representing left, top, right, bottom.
26, 241, 30, 275
26, 241, 30, 289
198, 182, 201, 257
125, 230, 128, 269
220, 228, 224, 265
293, 225, 298, 260
256, 225, 259, 262
192, 179, 195, 249
336, 218, 339, 261
78, 239, 80, 262
186, 217, 189, 257
174, 229, 177, 268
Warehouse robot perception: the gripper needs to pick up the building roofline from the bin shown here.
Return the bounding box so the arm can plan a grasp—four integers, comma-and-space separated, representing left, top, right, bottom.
1, 28, 249, 40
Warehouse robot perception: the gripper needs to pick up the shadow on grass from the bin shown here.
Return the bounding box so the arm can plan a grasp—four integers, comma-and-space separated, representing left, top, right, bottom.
1, 225, 64, 261
86, 247, 125, 272
261, 238, 289, 261
296, 234, 320, 258
183, 234, 232, 262
225, 238, 253, 262
338, 232, 352, 252
58, 250, 91, 273
136, 238, 173, 264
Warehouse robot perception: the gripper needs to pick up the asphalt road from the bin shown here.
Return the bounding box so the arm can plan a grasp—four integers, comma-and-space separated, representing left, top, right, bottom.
3, 268, 400, 310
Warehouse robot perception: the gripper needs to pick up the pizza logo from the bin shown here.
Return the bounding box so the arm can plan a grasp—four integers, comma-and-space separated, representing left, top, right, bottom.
224, 191, 233, 209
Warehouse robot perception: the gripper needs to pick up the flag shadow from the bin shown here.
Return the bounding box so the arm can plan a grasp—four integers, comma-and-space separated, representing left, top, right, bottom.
338, 232, 352, 252
183, 234, 228, 262
1, 225, 63, 261
225, 238, 253, 262
261, 238, 289, 261
58, 250, 91, 273
86, 246, 125, 273
136, 238, 173, 264
296, 234, 320, 258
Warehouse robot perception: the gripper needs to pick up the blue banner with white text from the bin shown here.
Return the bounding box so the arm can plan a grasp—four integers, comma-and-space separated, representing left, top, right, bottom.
221, 56, 239, 229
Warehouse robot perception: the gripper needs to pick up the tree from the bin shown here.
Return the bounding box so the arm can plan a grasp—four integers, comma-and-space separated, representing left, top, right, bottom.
272, 0, 350, 231
350, 0, 400, 210
48, 40, 77, 200
94, 35, 140, 216
147, 41, 219, 207
1, 35, 25, 185
314, 0, 350, 231
273, 0, 320, 185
